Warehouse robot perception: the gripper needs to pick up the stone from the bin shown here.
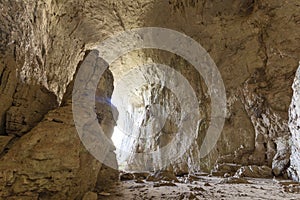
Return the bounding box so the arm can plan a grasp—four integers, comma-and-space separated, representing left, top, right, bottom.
146, 171, 179, 182
82, 192, 98, 200
204, 183, 211, 187
120, 172, 135, 181
135, 179, 145, 184
272, 136, 290, 176
0, 57, 117, 199
179, 192, 198, 200
0, 105, 102, 199
5, 85, 58, 136
288, 65, 300, 181
235, 165, 273, 178
96, 162, 119, 191
211, 163, 242, 176
187, 174, 202, 181
0, 1, 299, 199
190, 186, 205, 192
219, 177, 250, 184
128, 185, 145, 189
0, 136, 14, 154
132, 171, 150, 180
283, 185, 300, 194
153, 181, 177, 187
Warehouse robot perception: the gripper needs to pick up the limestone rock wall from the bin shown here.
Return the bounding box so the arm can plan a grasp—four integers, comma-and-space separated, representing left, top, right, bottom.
113, 52, 211, 173
0, 105, 102, 199
0, 63, 117, 199
0, 1, 121, 198
0, 2, 300, 199
113, 0, 300, 175
288, 64, 300, 181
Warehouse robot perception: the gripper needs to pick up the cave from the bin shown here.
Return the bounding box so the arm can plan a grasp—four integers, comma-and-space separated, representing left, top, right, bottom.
0, 0, 300, 199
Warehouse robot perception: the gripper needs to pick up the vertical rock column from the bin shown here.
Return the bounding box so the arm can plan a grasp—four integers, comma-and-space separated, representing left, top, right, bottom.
288, 64, 300, 181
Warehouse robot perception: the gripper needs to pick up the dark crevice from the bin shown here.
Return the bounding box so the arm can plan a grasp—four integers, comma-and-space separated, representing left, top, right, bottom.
0, 136, 19, 159
61, 49, 90, 106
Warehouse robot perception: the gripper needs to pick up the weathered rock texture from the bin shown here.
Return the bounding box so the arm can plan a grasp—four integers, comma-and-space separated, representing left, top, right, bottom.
0, 0, 300, 198
0, 105, 102, 199
0, 65, 117, 199
112, 58, 210, 173
289, 65, 300, 181
0, 0, 122, 198
111, 0, 300, 177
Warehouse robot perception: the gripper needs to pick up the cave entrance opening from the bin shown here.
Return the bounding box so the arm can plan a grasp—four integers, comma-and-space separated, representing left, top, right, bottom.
111, 126, 128, 170
110, 99, 149, 171
108, 62, 203, 173
110, 76, 159, 172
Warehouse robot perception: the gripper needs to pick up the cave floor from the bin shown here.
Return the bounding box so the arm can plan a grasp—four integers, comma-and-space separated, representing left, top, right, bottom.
99, 175, 300, 200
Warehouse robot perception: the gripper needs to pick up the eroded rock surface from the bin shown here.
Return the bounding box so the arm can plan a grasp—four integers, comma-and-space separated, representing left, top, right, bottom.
0, 105, 102, 199
0, 53, 118, 199
234, 165, 273, 178
0, 1, 300, 199
111, 0, 300, 177
5, 84, 58, 136
288, 65, 300, 181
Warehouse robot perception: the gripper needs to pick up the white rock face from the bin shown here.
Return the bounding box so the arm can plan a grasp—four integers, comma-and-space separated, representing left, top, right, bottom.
288, 64, 300, 181
112, 63, 204, 172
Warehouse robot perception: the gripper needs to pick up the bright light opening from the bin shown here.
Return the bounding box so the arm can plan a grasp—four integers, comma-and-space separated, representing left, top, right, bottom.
111, 126, 129, 170
111, 126, 124, 149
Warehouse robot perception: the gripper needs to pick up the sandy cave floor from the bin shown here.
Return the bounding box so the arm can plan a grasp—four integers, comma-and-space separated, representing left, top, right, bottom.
98, 175, 300, 200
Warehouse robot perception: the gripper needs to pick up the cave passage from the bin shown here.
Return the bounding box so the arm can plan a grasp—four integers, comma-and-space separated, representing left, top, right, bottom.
1, 0, 300, 199
111, 126, 127, 170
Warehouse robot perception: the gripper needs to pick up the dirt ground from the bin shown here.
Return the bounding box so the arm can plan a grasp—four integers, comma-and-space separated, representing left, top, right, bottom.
98, 175, 300, 200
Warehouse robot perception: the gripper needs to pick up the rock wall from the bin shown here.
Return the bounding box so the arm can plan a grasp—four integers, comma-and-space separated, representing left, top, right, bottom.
288, 64, 300, 181
0, 105, 102, 199
0, 0, 121, 197
112, 0, 300, 175
0, 64, 117, 199
0, 1, 300, 199
114, 58, 209, 172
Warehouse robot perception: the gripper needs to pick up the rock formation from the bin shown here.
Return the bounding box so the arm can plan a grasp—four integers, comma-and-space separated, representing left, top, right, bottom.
288, 64, 300, 181
0, 0, 299, 199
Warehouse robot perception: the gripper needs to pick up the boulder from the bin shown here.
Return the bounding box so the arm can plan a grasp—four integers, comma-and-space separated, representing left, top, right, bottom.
235, 165, 273, 178
0, 105, 102, 199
